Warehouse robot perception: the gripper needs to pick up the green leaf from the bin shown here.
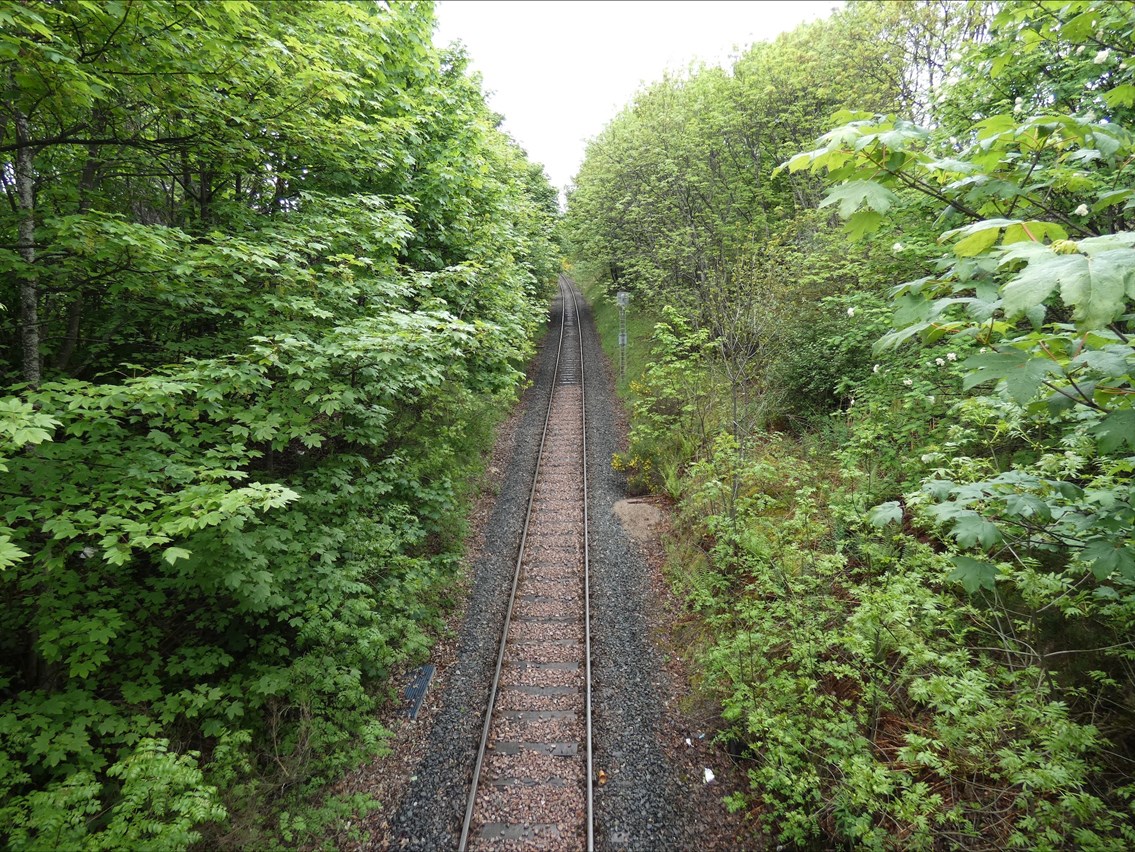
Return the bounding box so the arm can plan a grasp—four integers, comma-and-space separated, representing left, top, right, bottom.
0, 534, 29, 570
163, 547, 192, 565
867, 501, 902, 527
950, 514, 1003, 549
1077, 233, 1135, 254
819, 180, 898, 218
1104, 84, 1135, 109
1071, 347, 1132, 378
954, 226, 1001, 257
783, 150, 819, 174
973, 113, 1017, 141
1082, 540, 1135, 580
1001, 221, 1067, 245
1000, 255, 1077, 316
844, 210, 883, 240
963, 349, 1058, 405
874, 321, 933, 352
1091, 410, 1135, 454
948, 555, 999, 593
1093, 189, 1134, 213
1063, 250, 1135, 329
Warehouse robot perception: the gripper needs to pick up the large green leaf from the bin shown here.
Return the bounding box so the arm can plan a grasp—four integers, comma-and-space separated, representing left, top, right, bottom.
844, 210, 884, 240
1083, 539, 1135, 580
1062, 249, 1135, 329
1000, 254, 1081, 317
948, 555, 999, 593
1091, 410, 1135, 454
999, 248, 1135, 329
954, 226, 1001, 257
867, 501, 903, 527
963, 348, 1059, 404
950, 514, 1004, 549
819, 180, 898, 218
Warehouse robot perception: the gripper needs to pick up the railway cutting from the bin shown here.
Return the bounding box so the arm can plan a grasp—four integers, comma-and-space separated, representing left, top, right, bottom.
459, 277, 594, 851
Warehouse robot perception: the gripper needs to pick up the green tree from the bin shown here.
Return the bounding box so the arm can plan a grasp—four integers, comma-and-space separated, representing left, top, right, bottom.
0, 1, 560, 846
787, 0, 1135, 598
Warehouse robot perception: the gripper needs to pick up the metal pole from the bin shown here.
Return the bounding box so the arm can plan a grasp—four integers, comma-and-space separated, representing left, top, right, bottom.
616, 291, 629, 381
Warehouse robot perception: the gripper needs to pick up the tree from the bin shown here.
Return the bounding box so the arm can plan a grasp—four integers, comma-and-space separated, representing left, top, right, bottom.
786, 0, 1135, 595
0, 1, 560, 846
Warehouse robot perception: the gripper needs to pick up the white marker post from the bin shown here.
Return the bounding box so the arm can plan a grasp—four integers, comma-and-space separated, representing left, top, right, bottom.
616, 291, 630, 381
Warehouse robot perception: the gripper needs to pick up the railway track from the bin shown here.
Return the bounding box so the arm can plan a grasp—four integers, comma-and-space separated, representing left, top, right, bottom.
459, 276, 594, 851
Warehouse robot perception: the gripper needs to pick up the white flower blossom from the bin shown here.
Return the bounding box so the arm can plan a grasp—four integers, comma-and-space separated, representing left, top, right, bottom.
903, 378, 914, 387
1074, 203, 1090, 216
979, 347, 988, 354
873, 364, 881, 374
1076, 45, 1085, 55
927, 395, 936, 404
892, 242, 904, 254
1094, 49, 1110, 64
847, 306, 856, 317
946, 352, 957, 361
935, 357, 946, 367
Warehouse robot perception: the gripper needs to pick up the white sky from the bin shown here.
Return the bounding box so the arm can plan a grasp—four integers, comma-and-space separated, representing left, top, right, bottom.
432, 0, 843, 198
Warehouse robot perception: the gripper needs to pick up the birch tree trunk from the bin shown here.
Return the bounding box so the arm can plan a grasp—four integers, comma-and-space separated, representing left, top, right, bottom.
13, 110, 40, 387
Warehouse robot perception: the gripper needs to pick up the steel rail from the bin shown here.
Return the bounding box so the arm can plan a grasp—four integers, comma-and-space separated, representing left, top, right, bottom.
568, 277, 595, 852
458, 276, 594, 850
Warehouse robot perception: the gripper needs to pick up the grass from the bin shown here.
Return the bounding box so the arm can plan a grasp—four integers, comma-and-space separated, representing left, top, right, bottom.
577, 276, 656, 399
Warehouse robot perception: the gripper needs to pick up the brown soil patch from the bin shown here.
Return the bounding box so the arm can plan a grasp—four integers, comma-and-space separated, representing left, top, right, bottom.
612, 498, 667, 545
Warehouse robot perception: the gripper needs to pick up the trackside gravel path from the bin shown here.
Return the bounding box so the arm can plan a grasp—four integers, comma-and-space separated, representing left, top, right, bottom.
384, 280, 731, 850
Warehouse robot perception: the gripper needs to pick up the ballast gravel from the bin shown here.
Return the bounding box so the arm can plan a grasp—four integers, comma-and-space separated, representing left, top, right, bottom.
577, 289, 713, 851
377, 282, 748, 850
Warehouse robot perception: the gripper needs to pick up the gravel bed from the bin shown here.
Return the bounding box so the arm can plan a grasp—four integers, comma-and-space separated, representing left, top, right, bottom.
521, 561, 580, 581
504, 640, 580, 665
378, 278, 753, 850
492, 715, 578, 743
381, 297, 564, 850
499, 665, 580, 689
496, 687, 579, 713
508, 618, 584, 644
511, 597, 580, 621
578, 280, 724, 851
517, 579, 579, 598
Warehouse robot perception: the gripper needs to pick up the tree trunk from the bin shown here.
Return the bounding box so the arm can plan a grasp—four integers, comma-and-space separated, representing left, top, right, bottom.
55, 134, 103, 373
14, 109, 40, 387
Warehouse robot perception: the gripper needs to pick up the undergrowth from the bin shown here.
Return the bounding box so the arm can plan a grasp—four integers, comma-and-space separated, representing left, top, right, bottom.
581, 280, 1135, 850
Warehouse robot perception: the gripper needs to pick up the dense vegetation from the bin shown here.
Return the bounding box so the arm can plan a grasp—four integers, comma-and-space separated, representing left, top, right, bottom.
0, 1, 558, 847
567, 1, 1135, 847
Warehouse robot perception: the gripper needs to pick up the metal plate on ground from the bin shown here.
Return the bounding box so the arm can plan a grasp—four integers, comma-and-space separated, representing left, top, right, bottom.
404, 663, 435, 720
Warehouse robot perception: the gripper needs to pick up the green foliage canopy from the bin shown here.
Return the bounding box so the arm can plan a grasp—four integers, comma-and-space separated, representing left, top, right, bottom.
0, 1, 560, 846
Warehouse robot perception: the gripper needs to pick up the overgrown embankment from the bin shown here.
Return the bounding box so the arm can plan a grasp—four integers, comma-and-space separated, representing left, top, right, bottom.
568, 2, 1135, 848
0, 3, 559, 848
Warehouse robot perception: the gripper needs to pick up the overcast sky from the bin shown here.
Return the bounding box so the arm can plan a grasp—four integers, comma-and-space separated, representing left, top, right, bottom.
432, 0, 843, 198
